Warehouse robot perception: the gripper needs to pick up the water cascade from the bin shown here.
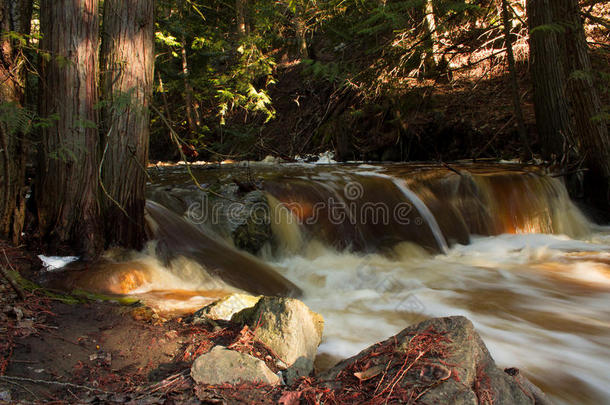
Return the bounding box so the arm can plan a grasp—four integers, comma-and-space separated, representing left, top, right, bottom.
46, 163, 609, 404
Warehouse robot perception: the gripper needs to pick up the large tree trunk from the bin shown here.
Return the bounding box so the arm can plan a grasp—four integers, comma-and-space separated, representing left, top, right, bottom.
528, 0, 610, 208
100, 0, 154, 249
556, 0, 610, 207
527, 0, 575, 163
0, 0, 32, 244
37, 0, 102, 257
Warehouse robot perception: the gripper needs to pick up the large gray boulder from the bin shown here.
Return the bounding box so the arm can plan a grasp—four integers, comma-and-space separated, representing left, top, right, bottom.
320, 316, 550, 405
232, 297, 324, 383
191, 346, 280, 386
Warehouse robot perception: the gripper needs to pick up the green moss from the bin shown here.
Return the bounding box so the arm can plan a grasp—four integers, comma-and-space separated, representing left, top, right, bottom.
6, 270, 140, 306
71, 289, 141, 306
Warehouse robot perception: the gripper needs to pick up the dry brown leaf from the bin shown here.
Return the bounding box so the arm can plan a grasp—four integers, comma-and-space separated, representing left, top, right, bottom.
353, 364, 386, 381
278, 390, 301, 405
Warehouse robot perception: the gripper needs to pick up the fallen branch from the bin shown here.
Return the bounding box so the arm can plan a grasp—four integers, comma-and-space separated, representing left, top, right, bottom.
0, 266, 25, 300
150, 104, 243, 204
0, 249, 26, 300
136, 369, 190, 397
0, 375, 115, 395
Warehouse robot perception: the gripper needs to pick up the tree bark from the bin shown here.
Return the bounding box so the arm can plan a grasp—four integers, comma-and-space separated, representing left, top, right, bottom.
527, 0, 575, 162
501, 0, 530, 160
100, 0, 154, 249
158, 70, 173, 123
0, 0, 32, 245
424, 0, 440, 67
236, 0, 247, 36
556, 0, 610, 207
294, 14, 308, 59
37, 0, 102, 257
181, 35, 200, 135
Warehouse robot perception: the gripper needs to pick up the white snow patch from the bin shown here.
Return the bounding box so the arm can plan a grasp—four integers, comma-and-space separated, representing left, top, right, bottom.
38, 255, 79, 271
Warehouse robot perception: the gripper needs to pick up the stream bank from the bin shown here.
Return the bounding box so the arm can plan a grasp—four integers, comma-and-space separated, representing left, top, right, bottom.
0, 263, 551, 404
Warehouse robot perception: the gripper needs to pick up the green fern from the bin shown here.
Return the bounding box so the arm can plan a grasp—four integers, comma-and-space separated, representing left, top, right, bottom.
0, 102, 35, 136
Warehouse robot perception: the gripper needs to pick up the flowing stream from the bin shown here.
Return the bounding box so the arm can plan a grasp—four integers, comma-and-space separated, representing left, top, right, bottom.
56, 162, 610, 404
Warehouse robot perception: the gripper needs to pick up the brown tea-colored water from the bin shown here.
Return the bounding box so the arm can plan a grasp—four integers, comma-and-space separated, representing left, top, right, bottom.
54, 162, 609, 404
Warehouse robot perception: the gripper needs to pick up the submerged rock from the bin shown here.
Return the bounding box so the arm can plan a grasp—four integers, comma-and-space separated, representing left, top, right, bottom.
193, 293, 261, 323
191, 346, 280, 386
232, 297, 324, 383
320, 316, 549, 405
230, 190, 273, 254
148, 185, 273, 255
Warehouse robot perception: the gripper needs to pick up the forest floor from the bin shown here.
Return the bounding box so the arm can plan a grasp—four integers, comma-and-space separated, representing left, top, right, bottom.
0, 241, 277, 404
0, 241, 339, 404
260, 62, 537, 162
197, 44, 608, 164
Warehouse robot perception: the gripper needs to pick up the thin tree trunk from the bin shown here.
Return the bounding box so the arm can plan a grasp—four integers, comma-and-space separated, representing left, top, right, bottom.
158, 70, 173, 123
181, 36, 199, 135
0, 0, 32, 245
236, 0, 247, 36
527, 0, 574, 163
100, 0, 154, 249
425, 0, 441, 68
501, 0, 530, 160
294, 15, 308, 59
37, 0, 102, 257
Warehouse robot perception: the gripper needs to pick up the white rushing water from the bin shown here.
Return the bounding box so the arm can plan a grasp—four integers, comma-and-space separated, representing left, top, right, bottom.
270, 231, 610, 405
134, 163, 609, 404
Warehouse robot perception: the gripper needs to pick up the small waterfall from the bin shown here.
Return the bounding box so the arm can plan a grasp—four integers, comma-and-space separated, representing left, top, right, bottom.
129, 163, 605, 404
471, 172, 590, 236
401, 167, 591, 239
266, 194, 307, 254
359, 172, 449, 253
264, 172, 447, 254
146, 164, 592, 258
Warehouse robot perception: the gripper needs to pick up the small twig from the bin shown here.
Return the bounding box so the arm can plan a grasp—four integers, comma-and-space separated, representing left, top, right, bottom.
550, 168, 588, 178
373, 353, 396, 395
382, 350, 426, 403
151, 104, 243, 204
136, 369, 189, 396
582, 11, 610, 29
98, 127, 137, 225
441, 161, 462, 176
0, 250, 26, 300
473, 116, 515, 160
1, 377, 40, 401
0, 375, 114, 394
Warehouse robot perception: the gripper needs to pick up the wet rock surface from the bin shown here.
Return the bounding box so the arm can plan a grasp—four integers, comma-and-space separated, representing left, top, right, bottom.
148, 184, 273, 255
320, 316, 549, 405
230, 190, 273, 254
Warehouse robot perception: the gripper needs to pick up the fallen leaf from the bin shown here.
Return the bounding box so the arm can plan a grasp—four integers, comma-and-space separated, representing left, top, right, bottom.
278, 390, 302, 405
354, 364, 385, 381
